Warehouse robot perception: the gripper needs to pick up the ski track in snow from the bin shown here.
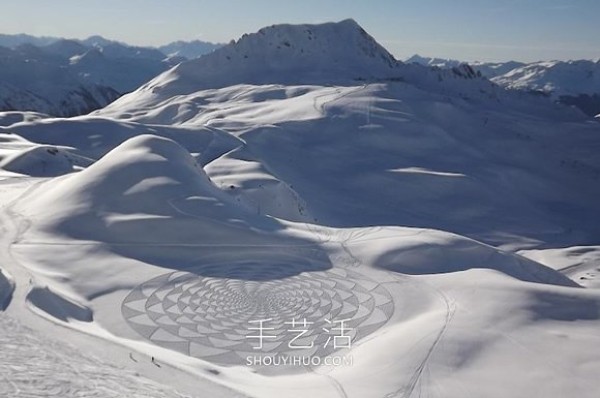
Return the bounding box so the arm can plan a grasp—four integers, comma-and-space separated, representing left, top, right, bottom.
382, 277, 456, 398
311, 84, 369, 115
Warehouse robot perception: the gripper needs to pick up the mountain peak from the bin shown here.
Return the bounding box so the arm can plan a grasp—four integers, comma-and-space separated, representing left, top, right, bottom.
239, 18, 397, 65
143, 20, 400, 95
81, 35, 120, 48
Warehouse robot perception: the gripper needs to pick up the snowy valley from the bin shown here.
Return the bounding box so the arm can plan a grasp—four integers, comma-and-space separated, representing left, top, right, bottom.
0, 19, 599, 398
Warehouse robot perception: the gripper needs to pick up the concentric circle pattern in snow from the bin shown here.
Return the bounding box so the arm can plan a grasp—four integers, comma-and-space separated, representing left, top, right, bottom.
122, 263, 394, 366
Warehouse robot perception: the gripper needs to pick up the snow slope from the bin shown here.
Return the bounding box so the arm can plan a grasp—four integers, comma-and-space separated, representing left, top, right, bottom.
518, 245, 600, 289
0, 314, 204, 398
0, 129, 94, 177
96, 73, 598, 250
5, 133, 599, 398
1, 19, 599, 398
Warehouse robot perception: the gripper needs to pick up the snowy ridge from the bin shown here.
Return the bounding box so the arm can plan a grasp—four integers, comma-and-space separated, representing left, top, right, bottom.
0, 33, 57, 48
406, 54, 600, 116
491, 59, 600, 116
492, 59, 600, 97
101, 20, 503, 120
406, 54, 526, 78
133, 19, 399, 95
1, 19, 600, 398
159, 40, 223, 59
405, 54, 464, 69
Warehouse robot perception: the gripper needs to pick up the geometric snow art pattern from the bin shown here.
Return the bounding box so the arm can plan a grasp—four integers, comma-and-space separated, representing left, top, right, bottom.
122, 264, 394, 366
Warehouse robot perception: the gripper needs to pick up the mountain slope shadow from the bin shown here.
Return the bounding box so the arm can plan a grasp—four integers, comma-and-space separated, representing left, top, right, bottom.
17, 134, 333, 280
372, 234, 578, 287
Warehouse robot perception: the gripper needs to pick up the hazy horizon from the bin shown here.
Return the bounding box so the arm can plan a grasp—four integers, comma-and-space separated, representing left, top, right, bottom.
1, 0, 599, 63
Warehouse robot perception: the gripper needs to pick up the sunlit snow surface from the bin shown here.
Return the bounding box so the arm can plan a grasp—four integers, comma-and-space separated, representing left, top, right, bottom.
1, 19, 599, 398
0, 314, 192, 398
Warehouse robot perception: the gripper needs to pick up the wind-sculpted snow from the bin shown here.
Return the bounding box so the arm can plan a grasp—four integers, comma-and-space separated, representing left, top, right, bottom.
0, 315, 193, 398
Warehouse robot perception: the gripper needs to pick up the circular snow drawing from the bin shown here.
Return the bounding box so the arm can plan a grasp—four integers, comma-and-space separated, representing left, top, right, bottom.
122, 262, 394, 366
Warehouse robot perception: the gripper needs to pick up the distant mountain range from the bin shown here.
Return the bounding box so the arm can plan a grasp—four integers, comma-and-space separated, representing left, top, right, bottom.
0, 34, 223, 116
1, 30, 598, 119
0, 33, 223, 60
406, 55, 600, 117
158, 40, 223, 60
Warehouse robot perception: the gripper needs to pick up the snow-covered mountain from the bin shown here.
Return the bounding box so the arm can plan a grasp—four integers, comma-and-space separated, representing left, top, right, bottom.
406, 54, 600, 116
101, 19, 506, 121
492, 59, 600, 96
83, 38, 167, 61
491, 59, 600, 116
68, 47, 173, 94
159, 39, 223, 59
406, 54, 526, 78
0, 44, 120, 117
0, 34, 226, 116
0, 39, 177, 116
142, 19, 399, 93
0, 33, 58, 48
472, 60, 528, 78
1, 19, 599, 398
0, 33, 223, 60
405, 54, 463, 69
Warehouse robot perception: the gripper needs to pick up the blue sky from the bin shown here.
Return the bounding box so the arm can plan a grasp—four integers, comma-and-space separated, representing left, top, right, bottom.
1, 0, 598, 62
